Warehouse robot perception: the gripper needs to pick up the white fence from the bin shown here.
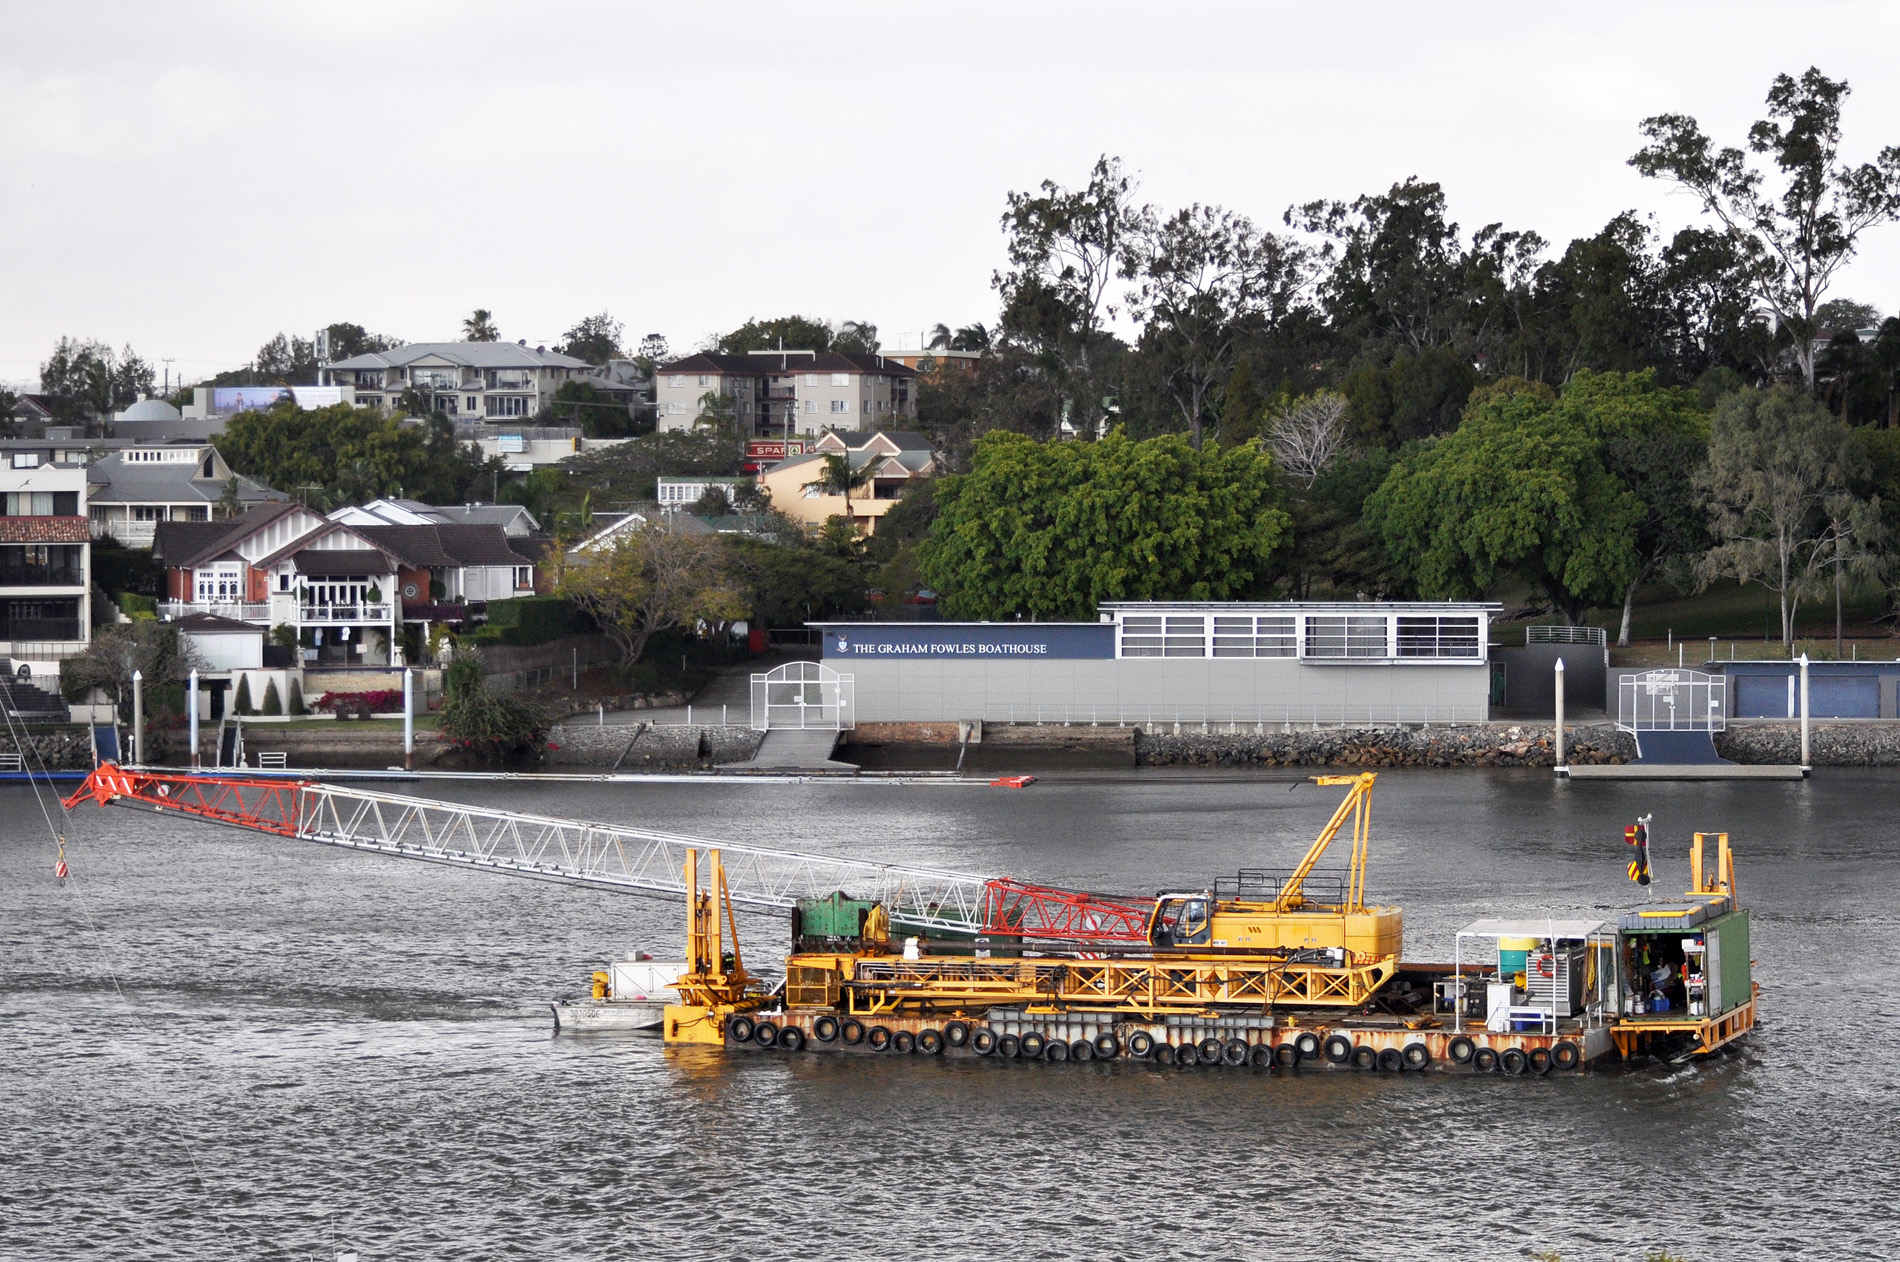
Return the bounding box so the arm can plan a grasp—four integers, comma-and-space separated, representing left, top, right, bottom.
1618, 669, 1726, 733
750, 661, 854, 731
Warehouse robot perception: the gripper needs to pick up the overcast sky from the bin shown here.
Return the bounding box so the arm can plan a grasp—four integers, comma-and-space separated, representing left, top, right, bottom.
5, 0, 1899, 388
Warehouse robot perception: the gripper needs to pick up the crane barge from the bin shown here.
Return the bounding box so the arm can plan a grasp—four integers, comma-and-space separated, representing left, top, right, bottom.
61, 765, 1756, 1074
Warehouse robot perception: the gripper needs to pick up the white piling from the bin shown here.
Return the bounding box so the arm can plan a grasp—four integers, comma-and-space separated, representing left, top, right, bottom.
131, 670, 144, 767
1553, 657, 1566, 774
188, 669, 199, 768
403, 668, 415, 770
1799, 653, 1810, 770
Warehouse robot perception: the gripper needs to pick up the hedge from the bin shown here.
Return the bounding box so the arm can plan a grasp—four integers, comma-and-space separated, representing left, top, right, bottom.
466, 596, 589, 646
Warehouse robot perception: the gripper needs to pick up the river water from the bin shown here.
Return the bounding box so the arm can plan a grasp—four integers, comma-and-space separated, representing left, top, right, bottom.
2, 768, 1895, 1261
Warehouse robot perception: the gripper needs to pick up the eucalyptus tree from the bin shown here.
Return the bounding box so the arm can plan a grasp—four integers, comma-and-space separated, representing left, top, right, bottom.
1631, 67, 1900, 391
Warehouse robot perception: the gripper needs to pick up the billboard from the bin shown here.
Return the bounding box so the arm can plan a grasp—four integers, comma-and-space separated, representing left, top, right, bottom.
744, 438, 808, 472
211, 385, 345, 415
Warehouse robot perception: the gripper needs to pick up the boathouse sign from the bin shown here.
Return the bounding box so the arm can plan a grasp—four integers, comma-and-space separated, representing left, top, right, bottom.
821, 623, 1115, 661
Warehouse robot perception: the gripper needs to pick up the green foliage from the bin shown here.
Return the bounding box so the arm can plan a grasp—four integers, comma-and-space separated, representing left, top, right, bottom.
38, 336, 154, 425
549, 380, 636, 437
116, 591, 156, 617
557, 428, 745, 505
715, 315, 838, 354
232, 675, 254, 715
559, 526, 749, 664
465, 596, 589, 646
439, 650, 550, 760
260, 678, 282, 716
463, 309, 499, 342
557, 312, 624, 365
218, 402, 494, 506
59, 622, 198, 703
91, 545, 165, 598
1340, 346, 1477, 448
920, 429, 1290, 619
269, 623, 299, 652
1364, 386, 1644, 622
287, 675, 306, 716
720, 536, 866, 626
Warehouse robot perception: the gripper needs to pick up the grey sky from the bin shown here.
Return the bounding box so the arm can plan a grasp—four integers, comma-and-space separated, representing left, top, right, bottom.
4, 0, 1898, 388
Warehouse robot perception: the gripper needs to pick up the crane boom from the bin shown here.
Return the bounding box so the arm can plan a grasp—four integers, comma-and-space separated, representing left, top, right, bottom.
63, 765, 998, 934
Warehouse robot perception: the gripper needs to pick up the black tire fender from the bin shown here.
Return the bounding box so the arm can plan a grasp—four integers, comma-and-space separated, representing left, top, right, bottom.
727, 1015, 755, 1043
1377, 1047, 1404, 1072
996, 1033, 1021, 1059
1249, 1043, 1274, 1068
1551, 1040, 1582, 1071
1528, 1047, 1552, 1075
944, 1021, 971, 1048
753, 1022, 779, 1048
1323, 1034, 1354, 1065
1126, 1030, 1155, 1059
778, 1026, 806, 1053
1152, 1042, 1176, 1065
1350, 1045, 1378, 1070
1273, 1043, 1300, 1069
1199, 1037, 1225, 1065
1044, 1040, 1069, 1062
1402, 1042, 1431, 1071
970, 1027, 998, 1056
917, 1029, 944, 1055
840, 1019, 866, 1046
1069, 1039, 1094, 1062
866, 1025, 893, 1051
1294, 1031, 1322, 1060
1222, 1038, 1249, 1067
891, 1031, 916, 1054
1174, 1043, 1199, 1068
812, 1015, 840, 1043
1019, 1031, 1046, 1058
1447, 1035, 1476, 1065
1092, 1032, 1120, 1059
1501, 1047, 1529, 1076
1473, 1047, 1499, 1073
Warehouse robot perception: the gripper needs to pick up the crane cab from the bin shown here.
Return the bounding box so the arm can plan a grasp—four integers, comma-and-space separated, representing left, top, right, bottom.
1149, 893, 1215, 947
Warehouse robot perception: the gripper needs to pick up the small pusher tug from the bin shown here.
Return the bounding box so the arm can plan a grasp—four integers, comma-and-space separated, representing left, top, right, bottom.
61, 766, 1756, 1074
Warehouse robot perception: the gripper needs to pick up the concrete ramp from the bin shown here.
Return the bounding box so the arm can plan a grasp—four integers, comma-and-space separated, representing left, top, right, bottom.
1633, 729, 1731, 765
724, 728, 859, 772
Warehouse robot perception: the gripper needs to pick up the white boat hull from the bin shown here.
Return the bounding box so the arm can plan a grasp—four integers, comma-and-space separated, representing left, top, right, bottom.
551, 999, 669, 1033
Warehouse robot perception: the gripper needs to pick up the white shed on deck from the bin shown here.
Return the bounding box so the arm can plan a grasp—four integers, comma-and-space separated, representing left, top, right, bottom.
174, 613, 265, 670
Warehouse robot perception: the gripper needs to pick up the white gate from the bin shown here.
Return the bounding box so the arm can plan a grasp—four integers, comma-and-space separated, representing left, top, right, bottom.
1619, 669, 1726, 733
750, 661, 854, 731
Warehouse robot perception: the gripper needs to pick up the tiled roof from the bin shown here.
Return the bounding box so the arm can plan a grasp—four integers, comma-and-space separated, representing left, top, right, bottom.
324, 342, 592, 371
433, 524, 532, 567
151, 501, 303, 568
354, 525, 460, 569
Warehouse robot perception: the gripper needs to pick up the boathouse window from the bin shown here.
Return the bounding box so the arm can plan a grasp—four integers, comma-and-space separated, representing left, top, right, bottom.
1396, 616, 1481, 659
1304, 615, 1389, 659
1213, 615, 1297, 657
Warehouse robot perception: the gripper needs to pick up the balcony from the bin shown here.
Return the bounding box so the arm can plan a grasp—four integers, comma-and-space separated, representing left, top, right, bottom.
0, 566, 87, 588
299, 603, 394, 625
0, 619, 85, 643
160, 601, 270, 622
92, 520, 157, 546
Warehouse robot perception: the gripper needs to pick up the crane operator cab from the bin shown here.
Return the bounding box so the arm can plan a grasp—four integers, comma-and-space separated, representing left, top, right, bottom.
1149, 893, 1214, 948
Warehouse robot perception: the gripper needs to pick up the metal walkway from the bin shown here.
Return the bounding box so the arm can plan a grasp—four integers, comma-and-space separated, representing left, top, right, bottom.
724, 728, 859, 772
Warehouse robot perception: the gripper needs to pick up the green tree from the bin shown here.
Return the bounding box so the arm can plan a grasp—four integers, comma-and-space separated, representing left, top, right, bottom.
39, 337, 155, 426
548, 379, 633, 437
1631, 67, 1900, 390
321, 322, 401, 361
260, 678, 282, 716
720, 536, 865, 628
438, 651, 549, 760
1697, 386, 1864, 645
559, 525, 748, 665
715, 316, 835, 354
232, 675, 254, 714
219, 402, 493, 506
462, 309, 499, 342
1217, 363, 1264, 445
1364, 387, 1644, 624
920, 430, 1289, 619
254, 333, 319, 383
832, 320, 880, 353
1288, 178, 1473, 356
58, 622, 200, 705
802, 453, 875, 518
557, 312, 624, 365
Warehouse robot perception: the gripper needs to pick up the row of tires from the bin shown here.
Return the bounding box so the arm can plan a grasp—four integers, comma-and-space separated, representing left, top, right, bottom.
724, 1015, 1583, 1073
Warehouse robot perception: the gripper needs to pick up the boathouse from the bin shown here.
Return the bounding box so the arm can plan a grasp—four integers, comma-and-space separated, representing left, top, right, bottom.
813, 601, 1500, 726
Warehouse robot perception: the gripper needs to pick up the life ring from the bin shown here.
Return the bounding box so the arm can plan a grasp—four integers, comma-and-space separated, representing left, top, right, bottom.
1092, 1032, 1120, 1059
1019, 1032, 1046, 1058
1221, 1038, 1249, 1067
1500, 1048, 1529, 1076
1472, 1047, 1500, 1073
812, 1015, 840, 1043
1351, 1045, 1378, 1071
726, 1014, 755, 1043
944, 1021, 971, 1048
866, 1025, 892, 1051
1273, 1043, 1300, 1069
1294, 1031, 1322, 1060
1402, 1042, 1432, 1070
1044, 1040, 1069, 1062
840, 1019, 866, 1046
1376, 1047, 1404, 1072
778, 1026, 805, 1053
1126, 1030, 1155, 1059
1249, 1044, 1275, 1068
1447, 1035, 1476, 1065
1069, 1039, 1094, 1062
996, 1033, 1022, 1059
916, 1029, 944, 1055
1551, 1040, 1582, 1071
1323, 1034, 1354, 1065
970, 1027, 998, 1056
752, 1022, 779, 1048
1199, 1037, 1226, 1065
1535, 955, 1554, 978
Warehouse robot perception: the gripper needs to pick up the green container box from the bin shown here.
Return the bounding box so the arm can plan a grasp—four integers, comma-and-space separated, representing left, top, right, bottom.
795, 892, 880, 939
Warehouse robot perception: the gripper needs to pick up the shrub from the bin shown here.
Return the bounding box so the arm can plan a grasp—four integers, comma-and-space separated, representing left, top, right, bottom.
438, 649, 550, 760
233, 675, 254, 714
117, 592, 157, 617
288, 676, 306, 716
313, 689, 403, 718
260, 679, 282, 715
479, 596, 588, 646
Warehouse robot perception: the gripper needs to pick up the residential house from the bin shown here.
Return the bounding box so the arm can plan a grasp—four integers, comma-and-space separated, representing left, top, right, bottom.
654, 351, 915, 438
86, 444, 286, 547
0, 459, 90, 664
353, 523, 536, 607
330, 498, 543, 538
755, 429, 936, 536
318, 341, 604, 421
656, 475, 753, 508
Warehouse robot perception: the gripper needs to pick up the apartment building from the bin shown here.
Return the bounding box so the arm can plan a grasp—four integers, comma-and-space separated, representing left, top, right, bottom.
319, 342, 604, 421
655, 351, 916, 438
0, 460, 91, 664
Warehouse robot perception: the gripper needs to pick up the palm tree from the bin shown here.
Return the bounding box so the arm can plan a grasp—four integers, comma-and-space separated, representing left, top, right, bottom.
950, 323, 990, 352
927, 323, 953, 350
463, 309, 499, 342
802, 453, 875, 519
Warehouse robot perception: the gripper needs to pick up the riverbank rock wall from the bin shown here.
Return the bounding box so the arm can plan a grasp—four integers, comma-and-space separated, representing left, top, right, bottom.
543, 723, 762, 768
1131, 723, 1634, 768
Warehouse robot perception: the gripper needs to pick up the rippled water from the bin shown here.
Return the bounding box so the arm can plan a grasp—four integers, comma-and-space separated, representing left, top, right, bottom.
3, 769, 1895, 1261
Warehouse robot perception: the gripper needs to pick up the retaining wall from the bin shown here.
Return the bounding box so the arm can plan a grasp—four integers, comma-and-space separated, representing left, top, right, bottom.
543, 723, 761, 768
